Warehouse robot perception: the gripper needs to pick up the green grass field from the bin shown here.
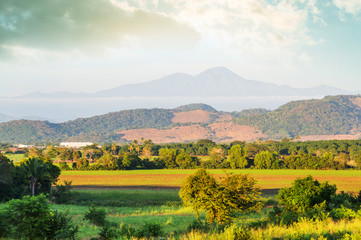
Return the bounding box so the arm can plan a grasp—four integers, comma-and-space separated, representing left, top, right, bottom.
4, 153, 25, 164
59, 169, 361, 192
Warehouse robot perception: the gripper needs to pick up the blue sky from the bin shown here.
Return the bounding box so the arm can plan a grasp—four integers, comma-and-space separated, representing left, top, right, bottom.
0, 0, 361, 96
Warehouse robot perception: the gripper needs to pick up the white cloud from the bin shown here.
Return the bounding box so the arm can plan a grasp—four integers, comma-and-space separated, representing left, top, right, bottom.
123, 0, 324, 61
333, 0, 361, 15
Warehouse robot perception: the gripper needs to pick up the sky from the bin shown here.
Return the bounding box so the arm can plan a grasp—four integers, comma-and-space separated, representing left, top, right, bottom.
1, 0, 361, 97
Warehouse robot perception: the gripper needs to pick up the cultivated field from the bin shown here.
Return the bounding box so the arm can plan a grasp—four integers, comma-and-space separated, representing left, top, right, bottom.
60, 169, 361, 193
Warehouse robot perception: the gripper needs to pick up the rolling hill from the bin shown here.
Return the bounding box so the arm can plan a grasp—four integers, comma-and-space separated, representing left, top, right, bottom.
1, 96, 361, 144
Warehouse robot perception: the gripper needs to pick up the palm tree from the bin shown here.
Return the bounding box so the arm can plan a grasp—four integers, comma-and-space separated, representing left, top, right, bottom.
21, 158, 49, 196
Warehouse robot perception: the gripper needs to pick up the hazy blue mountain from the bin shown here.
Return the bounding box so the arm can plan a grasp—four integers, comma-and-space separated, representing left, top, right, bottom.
15, 67, 351, 99
95, 67, 350, 97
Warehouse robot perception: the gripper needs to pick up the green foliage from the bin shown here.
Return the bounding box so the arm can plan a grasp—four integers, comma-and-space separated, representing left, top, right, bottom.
278, 176, 337, 212
98, 224, 119, 240
176, 150, 199, 169
179, 169, 218, 219
159, 148, 178, 169
6, 194, 50, 239
331, 205, 358, 220
46, 210, 78, 240
0, 154, 14, 201
76, 158, 89, 170
0, 210, 10, 238
180, 169, 262, 225
221, 224, 252, 240
227, 145, 248, 169
59, 161, 70, 170
84, 206, 107, 226
136, 222, 164, 238
268, 206, 299, 226
52, 180, 73, 204
254, 151, 279, 169
118, 224, 137, 239
174, 103, 217, 112
235, 95, 361, 138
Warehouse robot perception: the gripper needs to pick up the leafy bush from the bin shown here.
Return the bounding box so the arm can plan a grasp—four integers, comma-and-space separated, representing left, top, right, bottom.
268, 206, 298, 226
278, 175, 336, 212
46, 210, 78, 240
52, 180, 73, 204
119, 224, 136, 239
136, 222, 163, 238
330, 191, 361, 210
98, 224, 119, 240
84, 206, 107, 226
331, 205, 358, 220
221, 224, 251, 240
0, 210, 10, 238
58, 161, 70, 170
6, 194, 50, 239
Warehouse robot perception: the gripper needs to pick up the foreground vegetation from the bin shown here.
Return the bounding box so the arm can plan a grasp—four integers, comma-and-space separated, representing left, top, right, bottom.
2, 172, 361, 239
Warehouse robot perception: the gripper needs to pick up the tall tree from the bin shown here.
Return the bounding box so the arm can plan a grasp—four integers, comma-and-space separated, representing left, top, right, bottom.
21, 158, 49, 196
227, 145, 248, 169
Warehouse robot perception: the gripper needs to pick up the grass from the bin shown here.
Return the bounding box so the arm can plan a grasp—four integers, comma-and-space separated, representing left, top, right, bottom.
70, 189, 181, 207
4, 153, 25, 163
3, 186, 361, 239
59, 169, 361, 192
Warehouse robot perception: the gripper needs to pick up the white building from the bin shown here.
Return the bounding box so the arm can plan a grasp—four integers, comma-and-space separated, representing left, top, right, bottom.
59, 142, 94, 148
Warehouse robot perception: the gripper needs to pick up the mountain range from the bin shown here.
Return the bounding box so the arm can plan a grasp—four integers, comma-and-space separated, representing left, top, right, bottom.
15, 67, 352, 99
1, 95, 361, 144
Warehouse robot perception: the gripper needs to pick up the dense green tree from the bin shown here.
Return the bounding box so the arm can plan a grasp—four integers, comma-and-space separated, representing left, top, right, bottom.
20, 158, 50, 196
180, 169, 262, 224
254, 151, 279, 169
227, 145, 248, 169
175, 151, 199, 169
0, 154, 14, 201
278, 176, 337, 212
159, 148, 178, 169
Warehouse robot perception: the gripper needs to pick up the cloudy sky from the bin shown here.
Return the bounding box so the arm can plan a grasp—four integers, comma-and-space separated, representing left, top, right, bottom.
1, 0, 361, 97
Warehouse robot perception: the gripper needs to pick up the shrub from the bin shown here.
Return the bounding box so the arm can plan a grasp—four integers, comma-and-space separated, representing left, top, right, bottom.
84, 206, 107, 226
331, 205, 357, 220
52, 180, 73, 204
98, 224, 119, 240
119, 224, 136, 239
221, 224, 251, 240
46, 210, 78, 240
278, 175, 336, 212
6, 194, 50, 239
136, 222, 163, 238
268, 206, 298, 226
58, 161, 70, 170
0, 210, 10, 238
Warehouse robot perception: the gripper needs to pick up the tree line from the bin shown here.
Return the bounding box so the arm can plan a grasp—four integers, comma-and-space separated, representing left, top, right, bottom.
3, 138, 361, 170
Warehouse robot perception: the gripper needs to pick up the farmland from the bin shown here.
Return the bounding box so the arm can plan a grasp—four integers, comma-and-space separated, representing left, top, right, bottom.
60, 169, 361, 193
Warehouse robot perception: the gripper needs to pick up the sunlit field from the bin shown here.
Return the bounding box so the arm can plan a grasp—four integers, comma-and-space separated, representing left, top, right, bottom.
59, 169, 361, 192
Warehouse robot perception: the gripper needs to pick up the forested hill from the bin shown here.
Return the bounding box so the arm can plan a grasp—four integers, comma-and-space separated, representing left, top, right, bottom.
1, 96, 361, 143
234, 95, 361, 139
0, 104, 217, 143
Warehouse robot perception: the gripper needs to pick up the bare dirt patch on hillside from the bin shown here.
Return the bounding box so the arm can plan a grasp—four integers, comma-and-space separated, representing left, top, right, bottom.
172, 110, 210, 123
210, 122, 267, 142
299, 134, 360, 141
119, 125, 210, 143
351, 97, 361, 109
